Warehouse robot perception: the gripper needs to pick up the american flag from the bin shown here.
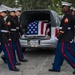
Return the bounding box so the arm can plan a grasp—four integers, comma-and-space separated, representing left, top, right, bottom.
26, 21, 50, 36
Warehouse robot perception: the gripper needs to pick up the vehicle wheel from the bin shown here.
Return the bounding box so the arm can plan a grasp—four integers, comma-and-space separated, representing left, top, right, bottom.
22, 47, 26, 52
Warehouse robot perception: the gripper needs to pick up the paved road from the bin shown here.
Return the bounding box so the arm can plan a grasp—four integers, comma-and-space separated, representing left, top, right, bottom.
0, 49, 74, 75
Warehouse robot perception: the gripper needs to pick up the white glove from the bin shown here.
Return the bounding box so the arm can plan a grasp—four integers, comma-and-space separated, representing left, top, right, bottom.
21, 34, 25, 39
55, 37, 58, 41
9, 38, 12, 41
70, 39, 74, 43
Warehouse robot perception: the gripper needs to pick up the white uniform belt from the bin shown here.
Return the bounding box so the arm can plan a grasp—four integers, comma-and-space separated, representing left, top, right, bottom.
1, 30, 8, 33
9, 39, 11, 41
16, 27, 19, 29
59, 27, 71, 30
11, 29, 16, 31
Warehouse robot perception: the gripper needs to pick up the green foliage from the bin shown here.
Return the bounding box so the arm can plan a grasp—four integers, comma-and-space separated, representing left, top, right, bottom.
0, 0, 75, 14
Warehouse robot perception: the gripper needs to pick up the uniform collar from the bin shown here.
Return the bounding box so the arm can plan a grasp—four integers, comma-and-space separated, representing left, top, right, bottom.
64, 10, 70, 14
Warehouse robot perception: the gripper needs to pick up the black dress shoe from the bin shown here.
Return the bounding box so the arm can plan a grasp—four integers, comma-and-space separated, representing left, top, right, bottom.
1, 55, 7, 63
10, 68, 20, 72
16, 62, 21, 65
73, 70, 75, 74
48, 69, 60, 72
20, 59, 28, 62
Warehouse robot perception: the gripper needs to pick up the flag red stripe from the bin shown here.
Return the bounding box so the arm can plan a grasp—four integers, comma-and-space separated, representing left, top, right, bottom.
41, 22, 44, 34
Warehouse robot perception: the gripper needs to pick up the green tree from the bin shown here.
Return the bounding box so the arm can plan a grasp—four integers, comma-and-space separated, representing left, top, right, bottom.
0, 0, 75, 13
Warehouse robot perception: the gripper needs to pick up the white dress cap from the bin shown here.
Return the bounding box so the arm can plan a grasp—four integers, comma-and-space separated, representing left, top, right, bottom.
70, 7, 74, 10
62, 1, 72, 6
0, 8, 7, 12
70, 7, 75, 11
73, 8, 75, 11
14, 7, 22, 11
0, 4, 12, 11
8, 8, 15, 12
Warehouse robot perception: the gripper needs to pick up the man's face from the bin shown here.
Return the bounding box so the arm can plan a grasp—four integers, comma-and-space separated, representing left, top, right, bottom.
0, 12, 7, 17
72, 10, 75, 16
62, 6, 70, 13
10, 11, 15, 17
15, 11, 21, 16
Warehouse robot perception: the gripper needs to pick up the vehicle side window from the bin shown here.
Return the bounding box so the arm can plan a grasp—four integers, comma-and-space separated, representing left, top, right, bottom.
50, 10, 61, 27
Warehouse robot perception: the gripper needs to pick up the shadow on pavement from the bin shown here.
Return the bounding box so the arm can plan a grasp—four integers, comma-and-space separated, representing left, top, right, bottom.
23, 48, 56, 55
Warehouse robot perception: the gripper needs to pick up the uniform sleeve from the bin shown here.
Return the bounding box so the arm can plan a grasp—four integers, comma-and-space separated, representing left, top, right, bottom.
18, 16, 24, 35
57, 14, 71, 39
6, 18, 11, 31
0, 22, 1, 42
0, 22, 1, 33
19, 26, 24, 35
17, 18, 24, 35
0, 22, 1, 31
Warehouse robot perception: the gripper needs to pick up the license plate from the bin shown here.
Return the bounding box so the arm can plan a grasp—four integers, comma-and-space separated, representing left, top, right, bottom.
29, 40, 38, 45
